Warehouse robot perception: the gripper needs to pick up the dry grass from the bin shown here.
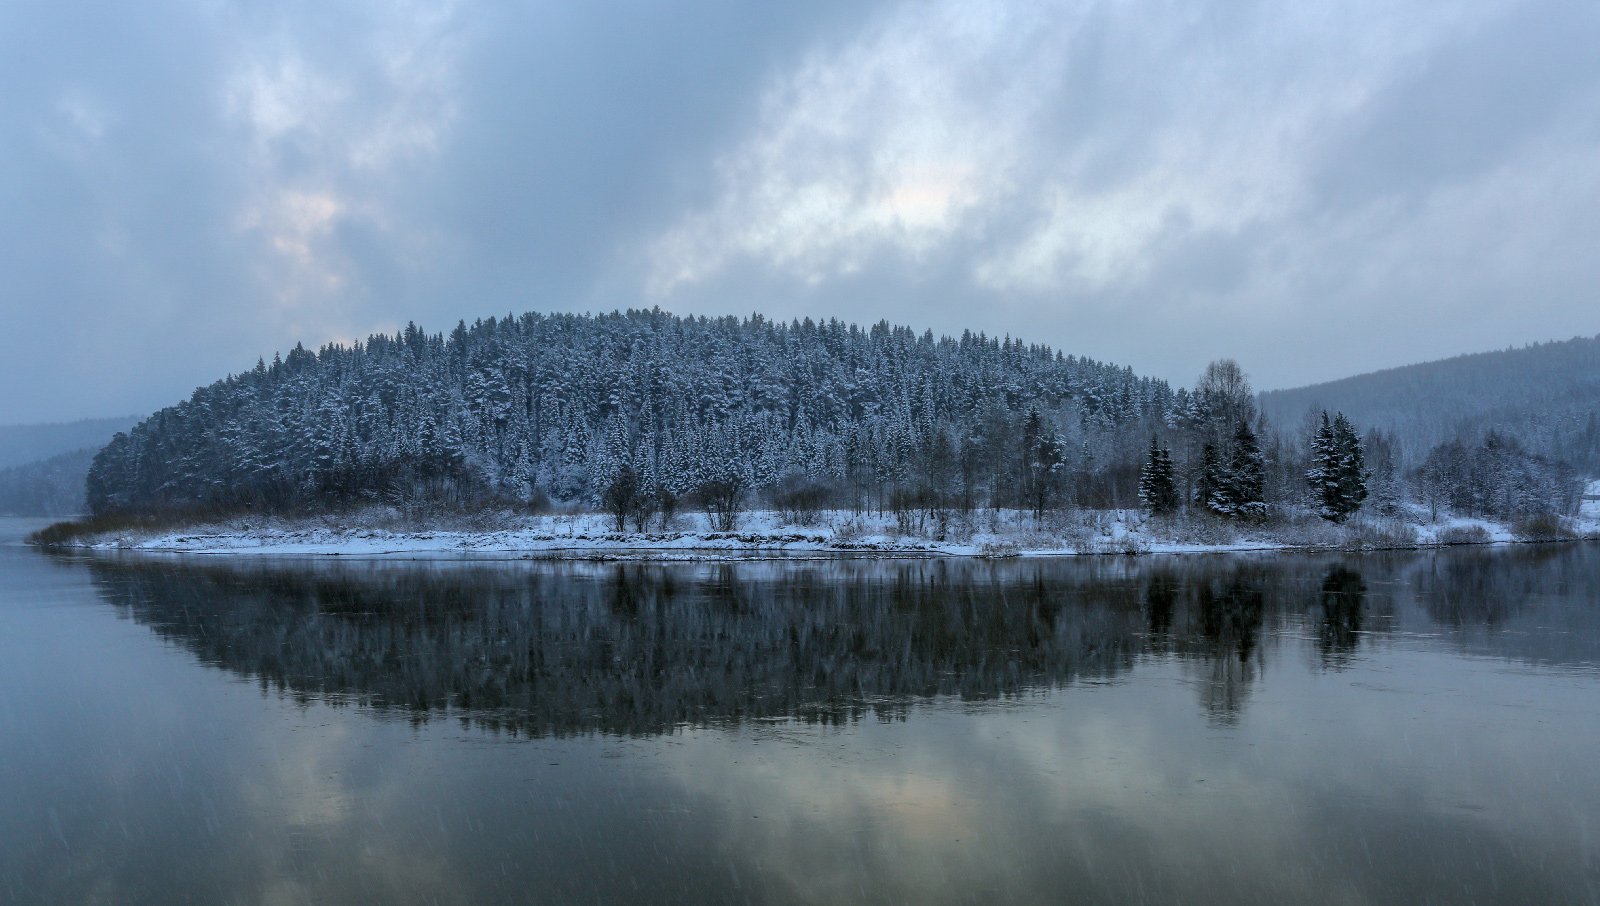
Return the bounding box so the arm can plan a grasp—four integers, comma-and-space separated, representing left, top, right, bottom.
1511, 514, 1579, 542
1434, 524, 1491, 545
1339, 518, 1420, 550
27, 513, 196, 547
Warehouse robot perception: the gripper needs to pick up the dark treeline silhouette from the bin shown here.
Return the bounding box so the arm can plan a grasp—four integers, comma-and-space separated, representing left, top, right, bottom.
69, 548, 1600, 735
81, 558, 1151, 734
0, 415, 142, 516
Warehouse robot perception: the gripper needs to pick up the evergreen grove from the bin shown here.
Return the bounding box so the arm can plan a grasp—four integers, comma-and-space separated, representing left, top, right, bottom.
85, 309, 1586, 527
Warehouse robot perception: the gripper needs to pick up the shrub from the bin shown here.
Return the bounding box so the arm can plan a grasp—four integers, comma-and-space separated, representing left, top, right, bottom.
601, 466, 643, 532
1340, 518, 1419, 551
26, 513, 189, 547
1145, 512, 1240, 547
1434, 524, 1491, 545
653, 487, 679, 531
695, 476, 746, 532
771, 475, 833, 526
1511, 513, 1578, 542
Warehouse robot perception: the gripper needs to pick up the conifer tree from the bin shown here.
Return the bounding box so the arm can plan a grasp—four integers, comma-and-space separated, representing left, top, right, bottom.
1138, 436, 1179, 515
1225, 420, 1267, 519
1308, 411, 1367, 522
1332, 413, 1368, 518
1198, 443, 1226, 515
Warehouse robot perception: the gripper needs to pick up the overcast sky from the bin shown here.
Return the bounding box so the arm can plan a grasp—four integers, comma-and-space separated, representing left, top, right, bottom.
3, 0, 1598, 424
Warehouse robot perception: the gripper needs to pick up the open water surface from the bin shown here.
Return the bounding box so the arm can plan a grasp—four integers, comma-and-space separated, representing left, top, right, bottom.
2, 517, 1599, 905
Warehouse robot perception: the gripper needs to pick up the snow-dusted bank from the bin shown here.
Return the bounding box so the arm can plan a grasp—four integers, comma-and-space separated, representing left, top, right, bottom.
49, 501, 1600, 560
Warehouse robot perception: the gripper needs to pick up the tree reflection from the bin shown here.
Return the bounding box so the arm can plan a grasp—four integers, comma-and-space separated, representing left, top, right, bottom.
78, 557, 1156, 736
1194, 569, 1268, 726
1317, 566, 1367, 668
64, 544, 1600, 735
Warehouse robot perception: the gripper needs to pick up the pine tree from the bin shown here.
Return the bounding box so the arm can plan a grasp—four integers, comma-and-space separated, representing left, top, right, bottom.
1138, 436, 1179, 515
1226, 420, 1267, 519
1308, 411, 1367, 522
1199, 443, 1226, 515
1332, 413, 1368, 518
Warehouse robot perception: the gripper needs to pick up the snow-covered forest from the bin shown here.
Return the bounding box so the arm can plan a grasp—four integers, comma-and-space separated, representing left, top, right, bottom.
0, 448, 94, 516
1260, 334, 1600, 474
87, 310, 1176, 518
84, 309, 1590, 531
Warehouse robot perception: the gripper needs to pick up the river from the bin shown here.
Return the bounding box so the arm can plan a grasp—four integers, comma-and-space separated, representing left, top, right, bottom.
2, 517, 1597, 904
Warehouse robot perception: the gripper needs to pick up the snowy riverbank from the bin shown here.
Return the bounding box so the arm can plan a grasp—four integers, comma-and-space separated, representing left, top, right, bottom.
44, 498, 1600, 560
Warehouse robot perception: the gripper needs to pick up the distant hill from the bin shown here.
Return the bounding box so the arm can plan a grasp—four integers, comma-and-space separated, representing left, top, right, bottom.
1259, 335, 1600, 473
0, 416, 142, 470
0, 448, 95, 517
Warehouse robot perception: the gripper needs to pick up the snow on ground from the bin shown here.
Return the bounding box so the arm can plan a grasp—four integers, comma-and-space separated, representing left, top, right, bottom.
1582, 480, 1600, 521
58, 505, 1600, 560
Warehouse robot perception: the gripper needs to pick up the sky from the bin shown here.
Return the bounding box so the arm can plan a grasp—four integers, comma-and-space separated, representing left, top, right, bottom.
2, 0, 1599, 424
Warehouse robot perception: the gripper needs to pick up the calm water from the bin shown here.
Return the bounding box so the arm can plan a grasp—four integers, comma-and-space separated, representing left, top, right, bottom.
3, 518, 1599, 905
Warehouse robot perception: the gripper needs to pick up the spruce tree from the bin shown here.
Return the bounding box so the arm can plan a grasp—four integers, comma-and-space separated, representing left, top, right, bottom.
1332, 413, 1368, 518
1226, 420, 1267, 519
1199, 442, 1227, 515
1308, 412, 1339, 521
1139, 436, 1179, 515
1308, 411, 1367, 522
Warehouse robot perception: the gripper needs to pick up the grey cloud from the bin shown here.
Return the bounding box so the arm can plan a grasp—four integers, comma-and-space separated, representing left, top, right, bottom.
3, 0, 1599, 422
1315, 0, 1600, 206
0, 0, 881, 423
646, 0, 1600, 389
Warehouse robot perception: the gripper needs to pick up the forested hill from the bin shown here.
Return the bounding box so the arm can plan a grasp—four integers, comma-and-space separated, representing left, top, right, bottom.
0, 449, 96, 516
88, 310, 1174, 516
0, 415, 142, 470
1259, 335, 1600, 473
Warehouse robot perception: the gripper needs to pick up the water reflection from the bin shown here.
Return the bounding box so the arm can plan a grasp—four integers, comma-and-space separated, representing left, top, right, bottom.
9, 542, 1600, 906
67, 544, 1600, 733
1317, 566, 1366, 668
80, 558, 1150, 735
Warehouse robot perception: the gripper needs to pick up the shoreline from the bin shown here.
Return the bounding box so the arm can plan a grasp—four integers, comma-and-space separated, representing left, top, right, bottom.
35, 506, 1600, 561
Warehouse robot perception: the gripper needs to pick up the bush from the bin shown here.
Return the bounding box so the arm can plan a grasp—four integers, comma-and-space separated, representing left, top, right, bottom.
1259, 515, 1343, 548
1511, 513, 1578, 542
523, 488, 553, 515
695, 476, 746, 532
1340, 518, 1419, 551
653, 487, 678, 531
1145, 512, 1240, 547
771, 475, 833, 526
602, 466, 643, 532
1434, 524, 1491, 545
26, 513, 190, 547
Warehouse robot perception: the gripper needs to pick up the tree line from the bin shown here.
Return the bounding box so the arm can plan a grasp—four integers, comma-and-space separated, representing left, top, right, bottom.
85, 309, 1587, 529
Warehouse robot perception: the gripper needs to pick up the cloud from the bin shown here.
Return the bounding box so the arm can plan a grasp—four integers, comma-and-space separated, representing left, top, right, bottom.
652, 0, 1385, 293
2, 0, 1599, 422
644, 0, 1600, 387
